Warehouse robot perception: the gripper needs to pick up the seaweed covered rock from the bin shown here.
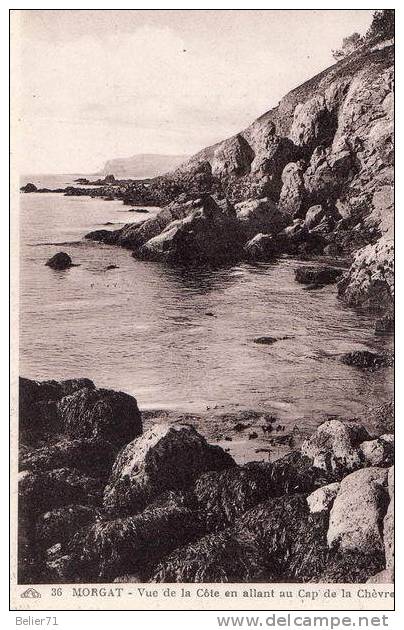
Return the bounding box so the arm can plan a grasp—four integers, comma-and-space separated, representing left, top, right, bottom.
327, 467, 389, 555
318, 549, 386, 583
235, 494, 330, 581
193, 465, 274, 532
19, 467, 103, 519
57, 387, 142, 448
19, 377, 95, 444
36, 504, 98, 549
20, 437, 117, 479
268, 451, 336, 492
154, 493, 331, 583
301, 419, 370, 475
55, 493, 202, 582
103, 424, 235, 515
152, 528, 269, 583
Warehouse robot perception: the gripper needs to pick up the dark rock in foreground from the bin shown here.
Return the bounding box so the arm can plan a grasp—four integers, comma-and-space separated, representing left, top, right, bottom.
17, 377, 394, 585
294, 266, 344, 285
45, 252, 74, 270
52, 493, 202, 582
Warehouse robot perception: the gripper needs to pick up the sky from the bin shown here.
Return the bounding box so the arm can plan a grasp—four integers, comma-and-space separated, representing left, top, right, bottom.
14, 9, 374, 174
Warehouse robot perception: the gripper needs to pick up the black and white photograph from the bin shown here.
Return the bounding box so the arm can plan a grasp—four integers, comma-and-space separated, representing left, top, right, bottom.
11, 8, 394, 610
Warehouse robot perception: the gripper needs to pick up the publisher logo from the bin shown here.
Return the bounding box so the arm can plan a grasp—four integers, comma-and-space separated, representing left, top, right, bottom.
20, 588, 41, 599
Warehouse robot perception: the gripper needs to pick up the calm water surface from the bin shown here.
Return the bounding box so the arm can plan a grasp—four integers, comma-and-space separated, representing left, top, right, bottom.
19, 178, 393, 435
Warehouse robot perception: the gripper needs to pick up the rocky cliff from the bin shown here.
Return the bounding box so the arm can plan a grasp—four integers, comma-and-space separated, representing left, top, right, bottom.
85, 37, 393, 312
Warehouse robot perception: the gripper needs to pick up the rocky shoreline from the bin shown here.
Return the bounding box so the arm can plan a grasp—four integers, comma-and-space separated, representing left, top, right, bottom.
19, 376, 394, 584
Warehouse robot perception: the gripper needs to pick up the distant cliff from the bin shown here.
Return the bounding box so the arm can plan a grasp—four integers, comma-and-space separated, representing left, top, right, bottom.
100, 153, 189, 179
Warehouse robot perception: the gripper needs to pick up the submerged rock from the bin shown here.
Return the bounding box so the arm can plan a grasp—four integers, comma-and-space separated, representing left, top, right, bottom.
294, 266, 343, 285
103, 424, 235, 515
340, 350, 393, 370
327, 467, 389, 555
45, 252, 74, 270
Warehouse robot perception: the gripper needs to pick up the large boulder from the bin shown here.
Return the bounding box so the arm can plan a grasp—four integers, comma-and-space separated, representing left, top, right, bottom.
359, 437, 394, 468
56, 387, 142, 448
103, 424, 235, 515
20, 182, 38, 193
135, 196, 245, 265
301, 419, 370, 475
327, 467, 389, 555
19, 377, 96, 444
304, 204, 325, 229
